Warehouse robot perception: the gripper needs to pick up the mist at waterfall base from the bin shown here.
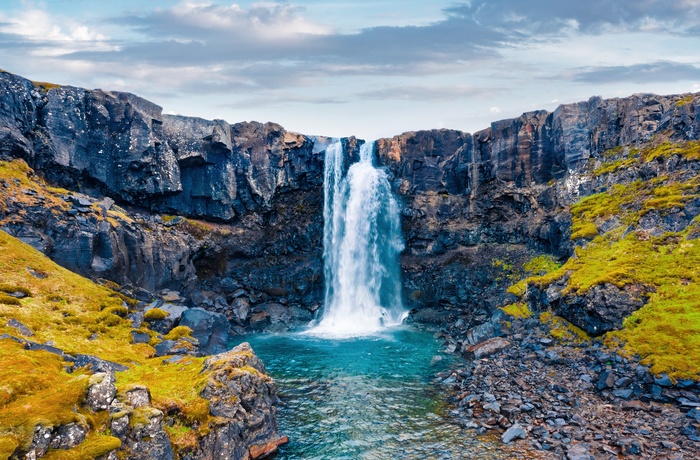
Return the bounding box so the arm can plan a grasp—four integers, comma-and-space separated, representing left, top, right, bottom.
231, 141, 505, 458
309, 140, 406, 337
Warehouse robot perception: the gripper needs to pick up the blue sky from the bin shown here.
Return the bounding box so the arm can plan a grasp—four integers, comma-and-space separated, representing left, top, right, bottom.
1, 1, 700, 139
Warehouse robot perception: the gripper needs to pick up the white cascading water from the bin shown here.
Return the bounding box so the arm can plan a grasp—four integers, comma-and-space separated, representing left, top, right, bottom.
309, 140, 406, 337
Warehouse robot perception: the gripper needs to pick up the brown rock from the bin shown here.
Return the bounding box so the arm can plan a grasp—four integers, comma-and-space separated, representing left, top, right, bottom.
250, 436, 289, 459
621, 400, 648, 411
464, 337, 511, 360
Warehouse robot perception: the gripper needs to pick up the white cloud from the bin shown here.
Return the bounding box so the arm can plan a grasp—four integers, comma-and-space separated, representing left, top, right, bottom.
0, 6, 115, 56
490, 106, 501, 113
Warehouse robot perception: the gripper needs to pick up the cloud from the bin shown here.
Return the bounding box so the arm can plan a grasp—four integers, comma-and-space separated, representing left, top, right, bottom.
358, 84, 503, 101
0, 7, 113, 57
448, 0, 700, 34
563, 61, 700, 84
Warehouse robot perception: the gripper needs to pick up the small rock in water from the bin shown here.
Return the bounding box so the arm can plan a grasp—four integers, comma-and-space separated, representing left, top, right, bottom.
501, 423, 527, 444
431, 355, 443, 365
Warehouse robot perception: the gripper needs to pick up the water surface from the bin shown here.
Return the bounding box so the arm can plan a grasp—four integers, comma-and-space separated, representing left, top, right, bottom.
236, 327, 507, 459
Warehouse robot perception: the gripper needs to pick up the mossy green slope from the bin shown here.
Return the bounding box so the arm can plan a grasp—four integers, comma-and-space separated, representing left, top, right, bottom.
511, 140, 700, 380
0, 230, 213, 457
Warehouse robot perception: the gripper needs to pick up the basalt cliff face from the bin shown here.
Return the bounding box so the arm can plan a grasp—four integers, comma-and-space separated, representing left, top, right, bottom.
1, 69, 699, 333
375, 94, 700, 322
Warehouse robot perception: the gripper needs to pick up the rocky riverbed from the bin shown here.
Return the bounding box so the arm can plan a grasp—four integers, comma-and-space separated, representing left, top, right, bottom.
435, 314, 700, 459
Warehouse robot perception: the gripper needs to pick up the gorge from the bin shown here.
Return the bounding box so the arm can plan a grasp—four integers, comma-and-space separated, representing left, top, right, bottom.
1, 68, 699, 459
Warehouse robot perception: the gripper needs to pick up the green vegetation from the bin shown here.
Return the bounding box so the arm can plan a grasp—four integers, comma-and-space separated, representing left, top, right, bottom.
144, 308, 170, 321
518, 140, 700, 379
0, 230, 257, 457
501, 303, 532, 319
540, 312, 590, 343
165, 325, 193, 341
31, 80, 61, 93
675, 95, 696, 107
642, 140, 700, 162
506, 254, 562, 296
0, 285, 32, 297
43, 433, 121, 460
0, 293, 20, 306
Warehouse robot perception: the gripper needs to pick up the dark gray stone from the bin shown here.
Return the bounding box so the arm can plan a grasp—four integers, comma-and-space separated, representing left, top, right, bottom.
501, 423, 527, 444
179, 307, 230, 355
6, 318, 33, 336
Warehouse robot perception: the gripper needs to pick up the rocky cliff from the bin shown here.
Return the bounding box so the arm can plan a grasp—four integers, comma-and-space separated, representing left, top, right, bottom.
0, 231, 286, 460
375, 93, 700, 321
1, 69, 699, 333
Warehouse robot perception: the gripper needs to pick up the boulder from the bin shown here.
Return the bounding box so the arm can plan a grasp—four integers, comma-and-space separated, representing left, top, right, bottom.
85, 371, 117, 411
49, 423, 88, 450
196, 342, 285, 459
501, 423, 527, 444
179, 308, 230, 355
463, 337, 510, 360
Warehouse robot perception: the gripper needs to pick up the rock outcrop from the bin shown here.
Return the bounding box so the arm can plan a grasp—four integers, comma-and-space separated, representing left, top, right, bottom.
375, 93, 700, 317
2, 69, 699, 332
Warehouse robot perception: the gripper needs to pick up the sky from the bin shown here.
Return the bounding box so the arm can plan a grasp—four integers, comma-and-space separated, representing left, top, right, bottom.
1, 1, 700, 140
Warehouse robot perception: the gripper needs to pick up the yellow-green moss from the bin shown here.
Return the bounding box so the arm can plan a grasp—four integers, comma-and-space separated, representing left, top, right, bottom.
104, 305, 128, 317
0, 339, 91, 451
675, 95, 695, 107
527, 141, 700, 378
144, 308, 169, 321
165, 423, 198, 456
0, 293, 20, 306
110, 291, 139, 308
43, 433, 121, 460
116, 356, 211, 426
506, 280, 527, 297
523, 255, 561, 276
642, 140, 700, 162
0, 436, 19, 459
501, 303, 532, 319
0, 285, 32, 297
164, 326, 193, 341
540, 312, 590, 343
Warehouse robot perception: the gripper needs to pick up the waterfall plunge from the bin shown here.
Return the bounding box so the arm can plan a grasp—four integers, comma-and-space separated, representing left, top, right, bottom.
310, 140, 406, 337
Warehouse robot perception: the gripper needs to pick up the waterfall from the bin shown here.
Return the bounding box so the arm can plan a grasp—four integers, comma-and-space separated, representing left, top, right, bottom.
310, 140, 406, 337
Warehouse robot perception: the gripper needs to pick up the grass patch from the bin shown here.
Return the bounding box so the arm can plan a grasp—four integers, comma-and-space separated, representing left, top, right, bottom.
540, 312, 590, 343
0, 285, 32, 297
164, 326, 193, 341
642, 140, 700, 162
0, 230, 228, 453
116, 357, 211, 426
144, 308, 169, 321
31, 80, 61, 93
43, 432, 121, 460
0, 293, 20, 306
165, 422, 199, 456
675, 95, 696, 107
501, 303, 532, 319
0, 339, 91, 452
526, 140, 700, 378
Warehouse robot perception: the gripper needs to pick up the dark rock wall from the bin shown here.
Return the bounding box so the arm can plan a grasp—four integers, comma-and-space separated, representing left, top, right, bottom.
376, 93, 700, 316
2, 69, 699, 324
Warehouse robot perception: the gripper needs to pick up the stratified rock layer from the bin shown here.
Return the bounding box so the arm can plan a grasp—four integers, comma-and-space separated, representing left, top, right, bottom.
1, 69, 699, 327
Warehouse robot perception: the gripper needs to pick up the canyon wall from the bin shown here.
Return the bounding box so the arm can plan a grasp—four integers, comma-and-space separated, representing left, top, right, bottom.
2, 69, 699, 328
